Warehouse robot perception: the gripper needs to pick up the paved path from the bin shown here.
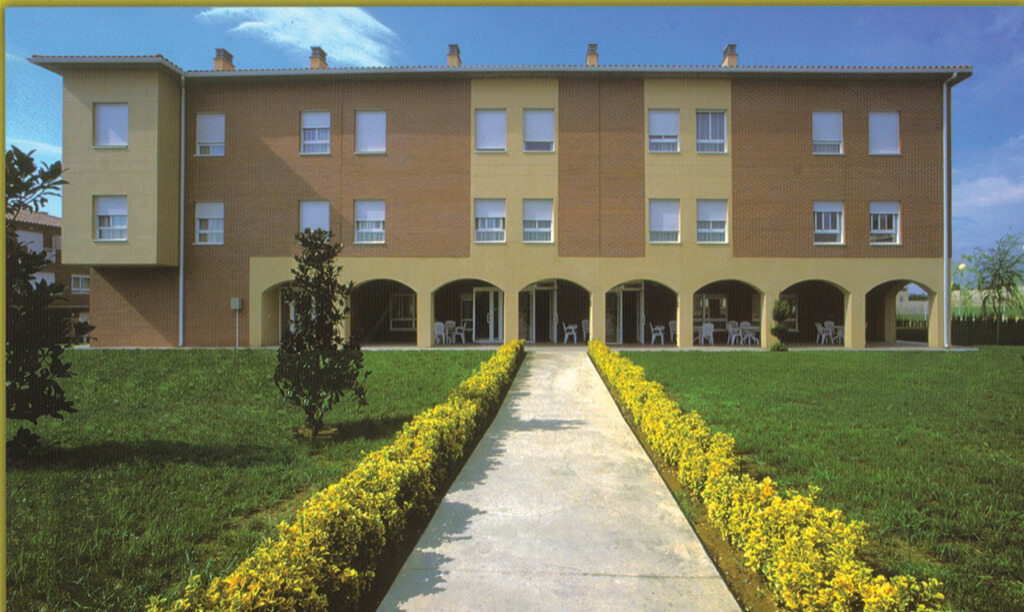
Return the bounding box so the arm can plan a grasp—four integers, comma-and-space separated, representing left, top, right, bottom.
378, 348, 740, 611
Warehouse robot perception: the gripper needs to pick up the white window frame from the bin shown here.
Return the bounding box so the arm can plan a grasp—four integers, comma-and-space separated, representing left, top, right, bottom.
870, 201, 901, 245
389, 293, 416, 331
355, 110, 386, 154
94, 103, 128, 148
299, 200, 330, 232
649, 199, 680, 244
648, 109, 679, 153
696, 110, 726, 153
71, 275, 90, 295
475, 109, 507, 152
812, 111, 843, 155
195, 202, 224, 245
196, 113, 225, 156
813, 201, 844, 245
300, 111, 330, 154
95, 196, 128, 241
522, 199, 553, 243
354, 200, 386, 244
869, 112, 900, 155
523, 109, 554, 152
474, 199, 506, 243
696, 199, 728, 244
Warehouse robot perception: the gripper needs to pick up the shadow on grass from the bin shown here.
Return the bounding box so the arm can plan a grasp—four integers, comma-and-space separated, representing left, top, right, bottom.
8, 440, 294, 471
316, 414, 417, 444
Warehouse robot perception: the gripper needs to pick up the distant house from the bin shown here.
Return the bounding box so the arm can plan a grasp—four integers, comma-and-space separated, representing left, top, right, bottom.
9, 210, 91, 336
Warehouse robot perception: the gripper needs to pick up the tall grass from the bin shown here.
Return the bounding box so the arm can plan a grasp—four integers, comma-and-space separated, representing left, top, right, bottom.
624, 348, 1024, 612
5, 349, 491, 611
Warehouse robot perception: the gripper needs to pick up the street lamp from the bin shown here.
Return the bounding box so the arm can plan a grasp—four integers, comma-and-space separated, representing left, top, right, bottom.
956, 261, 967, 318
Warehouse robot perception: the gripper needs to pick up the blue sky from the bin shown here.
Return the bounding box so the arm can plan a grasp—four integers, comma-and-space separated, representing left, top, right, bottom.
5, 6, 1022, 261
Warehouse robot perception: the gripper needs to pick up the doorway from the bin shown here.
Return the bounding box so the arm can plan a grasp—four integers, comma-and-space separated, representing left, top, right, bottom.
473, 287, 503, 343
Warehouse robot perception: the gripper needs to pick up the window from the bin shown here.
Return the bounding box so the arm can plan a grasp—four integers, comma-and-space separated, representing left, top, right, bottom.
869, 112, 900, 155
354, 200, 385, 244
813, 201, 844, 244
299, 200, 330, 232
812, 111, 843, 154
355, 111, 386, 153
30, 271, 55, 287
475, 109, 506, 152
696, 199, 728, 243
71, 275, 90, 295
196, 113, 225, 156
95, 196, 128, 241
300, 111, 330, 154
523, 109, 554, 152
696, 111, 726, 153
649, 199, 680, 243
389, 293, 416, 331
16, 230, 44, 253
195, 202, 224, 245
870, 201, 901, 244
95, 103, 128, 147
474, 199, 506, 242
648, 109, 679, 152
522, 199, 553, 243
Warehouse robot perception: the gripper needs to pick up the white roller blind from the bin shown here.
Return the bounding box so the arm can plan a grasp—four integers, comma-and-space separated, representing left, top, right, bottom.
696, 199, 727, 221
95, 104, 128, 146
648, 110, 679, 136
300, 201, 330, 231
522, 199, 552, 221
475, 199, 505, 218
96, 195, 127, 216
869, 112, 900, 154
355, 111, 386, 152
197, 114, 225, 143
812, 112, 842, 142
523, 110, 554, 142
649, 200, 679, 232
870, 201, 900, 215
196, 202, 223, 219
475, 110, 506, 151
355, 200, 386, 221
301, 112, 330, 129
814, 201, 844, 214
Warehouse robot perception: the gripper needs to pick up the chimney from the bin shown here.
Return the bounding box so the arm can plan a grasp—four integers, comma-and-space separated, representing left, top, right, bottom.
586, 43, 598, 67
447, 44, 461, 67
721, 44, 738, 67
310, 46, 328, 69
214, 48, 234, 71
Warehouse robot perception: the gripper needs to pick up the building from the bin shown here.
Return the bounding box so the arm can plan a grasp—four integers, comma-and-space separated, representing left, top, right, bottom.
7, 210, 91, 333
29, 44, 970, 349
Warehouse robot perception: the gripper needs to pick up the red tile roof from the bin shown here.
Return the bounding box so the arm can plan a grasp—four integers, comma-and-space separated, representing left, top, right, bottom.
7, 210, 62, 228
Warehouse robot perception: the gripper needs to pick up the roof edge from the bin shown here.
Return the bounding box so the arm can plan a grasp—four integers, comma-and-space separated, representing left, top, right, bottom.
29, 55, 184, 76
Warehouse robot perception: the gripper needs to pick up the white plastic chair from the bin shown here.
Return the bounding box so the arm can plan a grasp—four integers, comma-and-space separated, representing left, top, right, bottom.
695, 322, 715, 345
452, 322, 467, 344
815, 322, 831, 345
727, 320, 742, 345
650, 323, 665, 345
824, 321, 837, 345
444, 320, 457, 344
668, 320, 677, 344
740, 321, 758, 346
562, 321, 578, 344
434, 321, 447, 345
581, 319, 590, 342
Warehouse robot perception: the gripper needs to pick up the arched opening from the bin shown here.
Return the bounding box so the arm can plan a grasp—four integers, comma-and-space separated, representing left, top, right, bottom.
350, 279, 417, 346
433, 279, 503, 345
866, 280, 934, 345
780, 280, 847, 345
258, 281, 292, 347
518, 279, 590, 344
605, 280, 677, 345
692, 280, 764, 346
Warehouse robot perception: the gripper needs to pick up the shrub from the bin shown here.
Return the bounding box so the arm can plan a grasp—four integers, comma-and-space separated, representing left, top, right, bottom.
588, 340, 943, 612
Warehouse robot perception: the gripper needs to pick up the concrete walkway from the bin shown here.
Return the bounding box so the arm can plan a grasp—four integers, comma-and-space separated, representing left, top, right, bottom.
378, 348, 740, 611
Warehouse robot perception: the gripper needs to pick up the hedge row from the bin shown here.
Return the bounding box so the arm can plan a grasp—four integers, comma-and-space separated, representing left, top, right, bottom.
951, 316, 1024, 346
588, 340, 943, 612
148, 340, 525, 611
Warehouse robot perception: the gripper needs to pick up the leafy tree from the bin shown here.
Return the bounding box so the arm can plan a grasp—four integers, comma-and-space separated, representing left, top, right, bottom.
6, 146, 91, 453
274, 228, 367, 435
972, 233, 1024, 344
769, 297, 792, 352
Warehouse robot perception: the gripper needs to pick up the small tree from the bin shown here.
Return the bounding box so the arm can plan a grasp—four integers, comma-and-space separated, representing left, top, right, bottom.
6, 146, 91, 452
769, 297, 792, 352
973, 233, 1024, 344
274, 228, 367, 435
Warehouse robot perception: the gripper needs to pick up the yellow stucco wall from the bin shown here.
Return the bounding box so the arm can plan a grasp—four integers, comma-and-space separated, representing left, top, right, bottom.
61, 68, 180, 266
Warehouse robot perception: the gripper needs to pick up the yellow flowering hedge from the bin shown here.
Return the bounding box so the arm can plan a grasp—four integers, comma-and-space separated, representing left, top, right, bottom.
149, 340, 524, 612
588, 340, 944, 612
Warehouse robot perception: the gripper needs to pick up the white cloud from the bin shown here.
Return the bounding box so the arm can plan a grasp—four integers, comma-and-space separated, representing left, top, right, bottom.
198, 7, 397, 67
6, 138, 62, 162
956, 175, 1024, 210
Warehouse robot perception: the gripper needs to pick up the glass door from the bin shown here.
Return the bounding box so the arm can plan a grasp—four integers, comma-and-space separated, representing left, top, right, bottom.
473, 287, 503, 343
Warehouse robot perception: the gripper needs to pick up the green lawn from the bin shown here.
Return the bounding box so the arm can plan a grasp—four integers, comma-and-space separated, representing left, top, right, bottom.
623, 347, 1024, 612
5, 349, 492, 612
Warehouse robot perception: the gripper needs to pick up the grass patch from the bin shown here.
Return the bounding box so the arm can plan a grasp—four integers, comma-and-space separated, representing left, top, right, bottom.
623, 347, 1024, 612
5, 348, 492, 612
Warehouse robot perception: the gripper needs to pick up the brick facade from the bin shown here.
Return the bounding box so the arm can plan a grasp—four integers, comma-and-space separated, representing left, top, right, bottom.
91, 266, 177, 347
